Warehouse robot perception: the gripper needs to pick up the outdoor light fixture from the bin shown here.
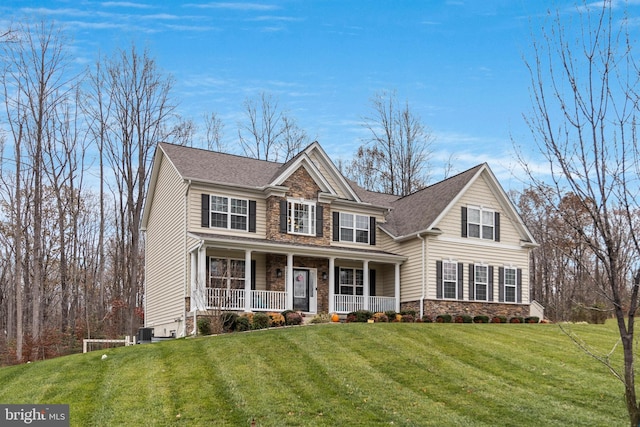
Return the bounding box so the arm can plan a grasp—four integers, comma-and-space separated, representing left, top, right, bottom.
322, 272, 327, 280
276, 269, 282, 278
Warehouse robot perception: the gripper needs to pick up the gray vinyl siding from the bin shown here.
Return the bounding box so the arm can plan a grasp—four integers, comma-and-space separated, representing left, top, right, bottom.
145, 154, 188, 335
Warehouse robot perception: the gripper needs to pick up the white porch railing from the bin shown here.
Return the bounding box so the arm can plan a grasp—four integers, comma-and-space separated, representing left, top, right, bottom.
250, 290, 287, 311
369, 296, 396, 313
206, 289, 396, 313
333, 295, 396, 313
206, 288, 245, 310
206, 288, 287, 312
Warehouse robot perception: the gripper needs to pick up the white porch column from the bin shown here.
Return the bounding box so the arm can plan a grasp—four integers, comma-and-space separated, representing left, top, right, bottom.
286, 253, 294, 310
363, 260, 370, 311
197, 246, 207, 309
244, 250, 252, 312
395, 262, 401, 312
328, 257, 335, 313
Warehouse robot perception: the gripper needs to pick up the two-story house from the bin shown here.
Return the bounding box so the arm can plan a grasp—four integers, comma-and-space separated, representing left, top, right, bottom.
141, 141, 537, 337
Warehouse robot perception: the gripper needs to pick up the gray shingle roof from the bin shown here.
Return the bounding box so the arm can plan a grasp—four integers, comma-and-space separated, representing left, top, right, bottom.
157, 142, 486, 239
159, 142, 283, 187
380, 164, 484, 238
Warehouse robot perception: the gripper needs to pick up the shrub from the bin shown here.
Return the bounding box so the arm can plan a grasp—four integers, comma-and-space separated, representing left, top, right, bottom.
509, 317, 524, 324
384, 310, 397, 321
346, 310, 373, 322
235, 316, 250, 332
491, 316, 507, 324
400, 310, 417, 317
473, 315, 489, 324
455, 315, 473, 323
252, 312, 270, 330
422, 315, 433, 323
281, 310, 295, 324
524, 316, 540, 324
285, 311, 303, 326
267, 312, 285, 327
221, 312, 238, 332
435, 314, 452, 323
372, 312, 389, 323
401, 314, 415, 323
197, 317, 211, 335
309, 313, 330, 324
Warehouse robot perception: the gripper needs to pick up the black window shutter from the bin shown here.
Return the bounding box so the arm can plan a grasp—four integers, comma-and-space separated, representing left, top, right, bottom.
316, 205, 323, 237
457, 263, 464, 300
488, 266, 494, 301
469, 264, 475, 301
249, 200, 257, 233
332, 211, 340, 241
517, 268, 523, 303
461, 207, 467, 237
494, 212, 500, 242
279, 200, 288, 233
369, 269, 376, 296
369, 216, 376, 245
201, 194, 210, 228
334, 266, 340, 294
251, 260, 256, 290
498, 267, 505, 302
436, 261, 443, 299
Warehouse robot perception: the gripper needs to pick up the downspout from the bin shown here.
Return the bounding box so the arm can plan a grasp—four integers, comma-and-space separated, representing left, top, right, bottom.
183, 180, 191, 337
417, 233, 426, 319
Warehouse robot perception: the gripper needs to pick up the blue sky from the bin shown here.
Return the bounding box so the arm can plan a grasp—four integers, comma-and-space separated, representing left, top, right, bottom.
2, 1, 638, 190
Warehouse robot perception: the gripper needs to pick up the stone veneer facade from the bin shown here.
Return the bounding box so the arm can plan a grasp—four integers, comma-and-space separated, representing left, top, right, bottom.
265, 167, 332, 244
401, 300, 531, 318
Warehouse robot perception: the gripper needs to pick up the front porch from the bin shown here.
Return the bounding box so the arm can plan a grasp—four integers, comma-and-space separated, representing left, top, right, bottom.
205, 288, 397, 314
188, 235, 405, 315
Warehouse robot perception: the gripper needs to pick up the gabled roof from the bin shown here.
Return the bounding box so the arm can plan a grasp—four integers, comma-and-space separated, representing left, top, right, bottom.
380, 163, 536, 245
381, 165, 483, 238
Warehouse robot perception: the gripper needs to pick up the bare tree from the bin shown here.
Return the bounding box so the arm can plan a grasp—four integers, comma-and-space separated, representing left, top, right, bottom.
1, 20, 76, 359
237, 92, 308, 162
203, 112, 226, 152
520, 2, 640, 424
351, 90, 433, 196
93, 44, 177, 336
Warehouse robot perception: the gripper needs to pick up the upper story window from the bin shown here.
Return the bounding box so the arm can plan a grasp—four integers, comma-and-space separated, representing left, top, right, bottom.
211, 196, 248, 230
279, 199, 323, 237
332, 211, 376, 245
339, 213, 370, 243
201, 194, 256, 232
288, 200, 316, 235
462, 206, 500, 242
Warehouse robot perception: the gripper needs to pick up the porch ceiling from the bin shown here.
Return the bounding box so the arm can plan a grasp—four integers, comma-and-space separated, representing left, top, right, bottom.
187, 231, 406, 264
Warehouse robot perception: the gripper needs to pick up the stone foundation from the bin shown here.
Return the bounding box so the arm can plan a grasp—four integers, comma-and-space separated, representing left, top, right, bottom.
401, 300, 531, 319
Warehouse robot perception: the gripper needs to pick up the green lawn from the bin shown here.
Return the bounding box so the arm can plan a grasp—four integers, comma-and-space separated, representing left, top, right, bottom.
0, 322, 629, 426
